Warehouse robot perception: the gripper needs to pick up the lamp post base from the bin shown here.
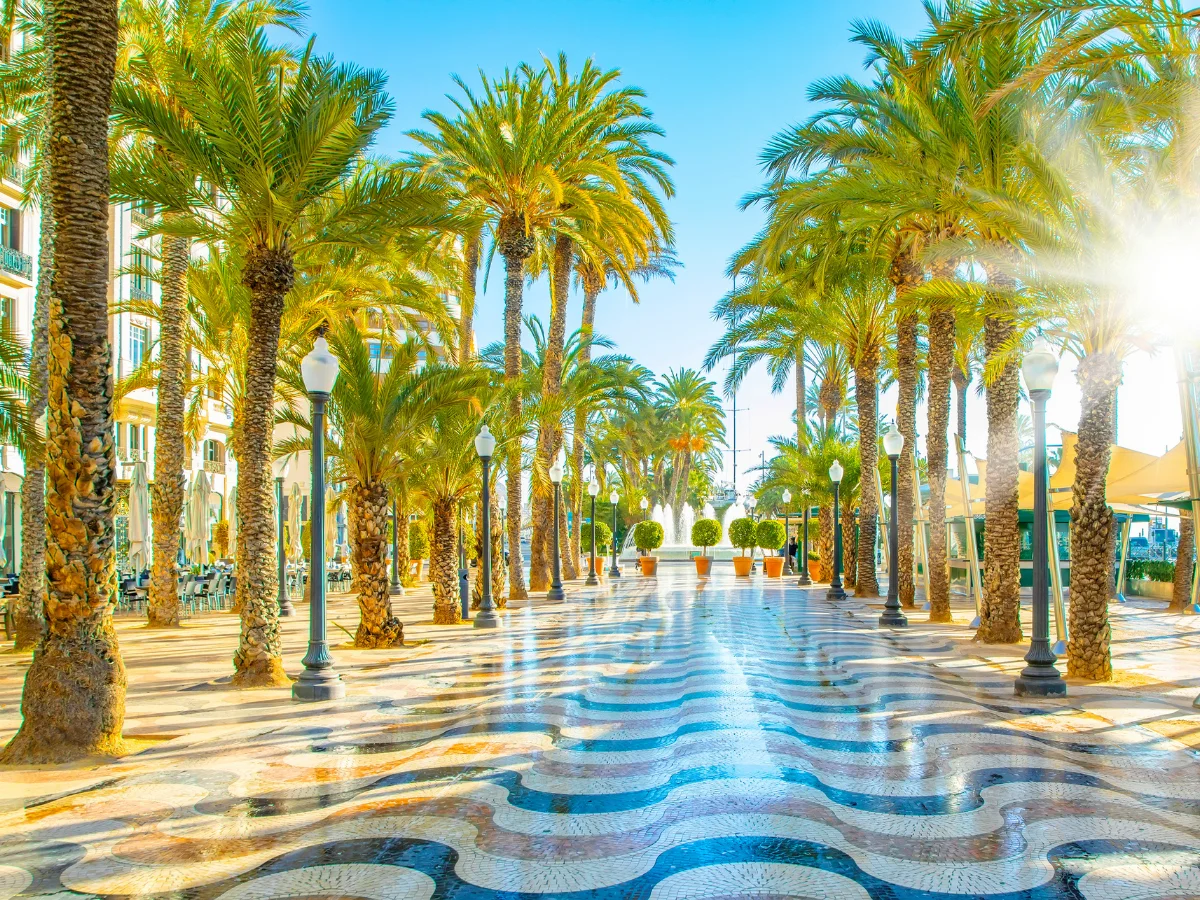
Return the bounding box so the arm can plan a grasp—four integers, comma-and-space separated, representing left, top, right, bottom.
279, 596, 296, 616
473, 607, 502, 629
826, 583, 846, 601
389, 582, 404, 596
1014, 665, 1067, 697
878, 608, 908, 627
292, 668, 345, 702
797, 571, 812, 586
547, 586, 565, 601
585, 572, 599, 586
608, 566, 621, 578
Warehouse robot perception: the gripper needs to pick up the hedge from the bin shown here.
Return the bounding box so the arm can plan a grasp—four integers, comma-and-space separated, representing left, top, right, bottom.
1126, 559, 1175, 583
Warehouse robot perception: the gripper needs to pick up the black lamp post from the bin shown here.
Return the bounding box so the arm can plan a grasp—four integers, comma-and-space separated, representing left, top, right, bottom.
879, 424, 908, 627
586, 478, 600, 586
458, 503, 469, 621
273, 457, 294, 616
548, 451, 565, 601
827, 460, 846, 601
798, 502, 812, 586
1016, 337, 1066, 697
747, 494, 758, 573
390, 497, 403, 596
474, 424, 501, 629
782, 489, 793, 574
608, 489, 621, 578
294, 332, 345, 702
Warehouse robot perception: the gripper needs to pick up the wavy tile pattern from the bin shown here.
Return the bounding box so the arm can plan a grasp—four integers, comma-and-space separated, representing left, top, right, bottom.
3, 569, 1200, 899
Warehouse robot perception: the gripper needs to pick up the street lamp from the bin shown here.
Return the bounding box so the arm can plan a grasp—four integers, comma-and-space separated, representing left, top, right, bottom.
798, 495, 812, 587
827, 460, 846, 601
608, 489, 621, 578
1015, 336, 1066, 697
640, 496, 649, 521
548, 452, 565, 601
390, 497, 403, 596
782, 489, 793, 575
746, 494, 758, 572
474, 424, 500, 628
272, 456, 295, 617
294, 332, 345, 702
586, 478, 600, 586
879, 425, 907, 627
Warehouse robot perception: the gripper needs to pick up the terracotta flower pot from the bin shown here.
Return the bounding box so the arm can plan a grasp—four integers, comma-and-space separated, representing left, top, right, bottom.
638, 556, 658, 576
694, 555, 712, 576
732, 555, 753, 576
763, 556, 784, 578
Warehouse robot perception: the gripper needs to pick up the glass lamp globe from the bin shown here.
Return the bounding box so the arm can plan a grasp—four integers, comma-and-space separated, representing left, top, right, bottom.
272, 456, 290, 480
609, 489, 619, 505
474, 424, 495, 459
549, 460, 564, 484
782, 489, 792, 504
640, 497, 649, 510
301, 335, 340, 395
883, 424, 905, 457
1021, 335, 1059, 393
747, 495, 757, 510
588, 479, 600, 497
829, 460, 844, 483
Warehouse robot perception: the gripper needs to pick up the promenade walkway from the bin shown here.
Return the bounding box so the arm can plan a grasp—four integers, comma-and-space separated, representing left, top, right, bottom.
1, 566, 1199, 898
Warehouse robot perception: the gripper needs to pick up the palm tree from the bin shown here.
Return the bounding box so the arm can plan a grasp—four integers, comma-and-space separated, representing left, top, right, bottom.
110, 23, 454, 685
656, 369, 725, 536
2, 0, 124, 764
278, 321, 486, 644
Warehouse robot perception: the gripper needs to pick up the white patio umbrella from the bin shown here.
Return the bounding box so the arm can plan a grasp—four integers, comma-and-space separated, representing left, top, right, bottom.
288, 481, 304, 561
184, 468, 212, 565
128, 459, 152, 572
227, 485, 238, 558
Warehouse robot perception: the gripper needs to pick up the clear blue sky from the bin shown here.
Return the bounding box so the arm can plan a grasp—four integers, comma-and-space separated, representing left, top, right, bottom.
302, 0, 1181, 487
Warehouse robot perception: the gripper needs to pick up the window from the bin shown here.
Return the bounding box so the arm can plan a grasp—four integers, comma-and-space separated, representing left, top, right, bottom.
129, 424, 142, 456
130, 324, 148, 369
129, 248, 154, 298
204, 440, 225, 463
0, 296, 14, 331
0, 206, 19, 251
133, 199, 155, 217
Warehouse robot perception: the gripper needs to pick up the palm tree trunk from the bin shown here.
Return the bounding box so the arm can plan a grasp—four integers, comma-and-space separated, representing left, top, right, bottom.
841, 489, 857, 591
953, 367, 968, 444
855, 357, 880, 596
458, 231, 480, 363
1171, 512, 1194, 612
794, 345, 806, 438
557, 480, 577, 580
431, 497, 461, 624
926, 308, 955, 622
2, 0, 125, 764
147, 233, 190, 628
395, 493, 410, 588
498, 221, 532, 602
490, 477, 507, 607
569, 278, 602, 573
895, 312, 918, 608
349, 479, 402, 647
13, 187, 52, 650
818, 502, 833, 583
1067, 351, 1120, 681
231, 245, 292, 687
977, 309, 1022, 642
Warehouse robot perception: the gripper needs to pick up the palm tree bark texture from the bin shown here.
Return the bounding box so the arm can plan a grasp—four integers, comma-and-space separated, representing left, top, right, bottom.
430, 498, 461, 624
231, 245, 292, 687
977, 291, 1023, 643
895, 310, 919, 608
394, 494, 411, 590
349, 479, 403, 647
842, 491, 857, 593
854, 355, 880, 597
14, 187, 52, 650
1171, 512, 1194, 612
925, 307, 956, 622
530, 234, 573, 590
147, 232, 190, 628
1067, 352, 1121, 681
568, 270, 603, 576
3, 0, 126, 763
817, 503, 834, 583
498, 216, 533, 603
471, 483, 508, 609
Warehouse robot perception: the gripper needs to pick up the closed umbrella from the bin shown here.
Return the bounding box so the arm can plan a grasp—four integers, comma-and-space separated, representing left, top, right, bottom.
128, 460, 151, 572
288, 481, 304, 561
184, 468, 212, 565
227, 485, 238, 558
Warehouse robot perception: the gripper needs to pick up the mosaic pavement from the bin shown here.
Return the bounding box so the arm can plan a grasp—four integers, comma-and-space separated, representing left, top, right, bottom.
2, 568, 1200, 899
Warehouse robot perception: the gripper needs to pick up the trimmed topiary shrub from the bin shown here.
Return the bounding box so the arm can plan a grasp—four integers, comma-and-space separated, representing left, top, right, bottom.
580, 520, 613, 555
408, 519, 429, 560
634, 520, 664, 554
757, 519, 786, 555
728, 517, 757, 556
691, 518, 722, 556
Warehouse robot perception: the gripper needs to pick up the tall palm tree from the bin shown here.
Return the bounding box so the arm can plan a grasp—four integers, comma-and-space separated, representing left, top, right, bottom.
2, 0, 123, 764
110, 23, 454, 685
276, 321, 487, 644
656, 369, 726, 535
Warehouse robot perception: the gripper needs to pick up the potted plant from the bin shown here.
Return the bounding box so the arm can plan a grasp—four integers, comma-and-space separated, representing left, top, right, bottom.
691, 518, 722, 576
729, 517, 756, 576
581, 521, 613, 577
757, 519, 786, 577
408, 519, 429, 581
634, 520, 664, 575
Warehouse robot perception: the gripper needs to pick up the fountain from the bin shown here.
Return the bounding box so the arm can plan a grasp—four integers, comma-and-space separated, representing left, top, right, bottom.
621, 499, 732, 562
717, 500, 746, 548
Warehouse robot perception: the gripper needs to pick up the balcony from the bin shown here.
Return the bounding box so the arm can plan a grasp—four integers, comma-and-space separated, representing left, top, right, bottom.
203, 458, 226, 475
0, 245, 32, 281
130, 284, 153, 302
131, 209, 155, 231
3, 163, 27, 189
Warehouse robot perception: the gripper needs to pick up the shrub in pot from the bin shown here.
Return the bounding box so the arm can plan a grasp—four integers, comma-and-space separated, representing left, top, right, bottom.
634, 520, 664, 575
729, 516, 757, 576
757, 519, 786, 577
408, 519, 429, 581
580, 520, 612, 576
691, 518, 722, 576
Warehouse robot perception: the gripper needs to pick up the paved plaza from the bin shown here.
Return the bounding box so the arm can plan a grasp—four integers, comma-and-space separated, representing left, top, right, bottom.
2, 567, 1200, 899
